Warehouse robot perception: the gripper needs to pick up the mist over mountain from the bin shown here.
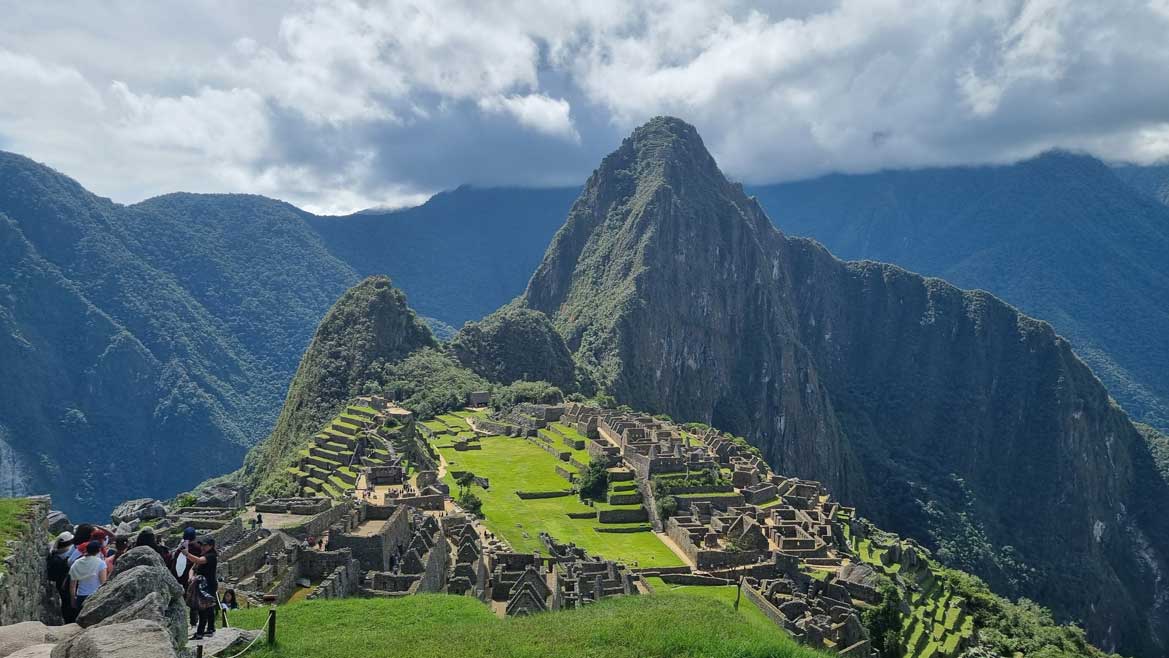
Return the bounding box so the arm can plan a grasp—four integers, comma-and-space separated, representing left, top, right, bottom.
520, 117, 1169, 656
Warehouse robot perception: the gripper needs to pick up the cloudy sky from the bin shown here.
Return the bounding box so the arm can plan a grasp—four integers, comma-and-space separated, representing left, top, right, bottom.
3, 0, 1169, 214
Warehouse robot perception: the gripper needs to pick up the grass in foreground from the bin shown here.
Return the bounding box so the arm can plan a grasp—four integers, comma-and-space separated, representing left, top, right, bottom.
0, 498, 31, 571
439, 436, 682, 567
231, 594, 827, 658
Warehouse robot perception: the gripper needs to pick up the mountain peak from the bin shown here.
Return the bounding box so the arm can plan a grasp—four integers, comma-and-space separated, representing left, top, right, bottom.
605, 116, 724, 188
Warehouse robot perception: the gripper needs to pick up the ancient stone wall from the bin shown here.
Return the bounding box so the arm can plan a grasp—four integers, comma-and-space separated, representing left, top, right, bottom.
283, 503, 351, 539
415, 538, 450, 593
306, 558, 362, 600
222, 531, 285, 580
597, 507, 649, 523
0, 496, 56, 625
742, 583, 788, 630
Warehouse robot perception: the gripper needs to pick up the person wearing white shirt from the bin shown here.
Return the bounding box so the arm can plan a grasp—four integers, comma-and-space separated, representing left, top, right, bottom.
67, 540, 107, 613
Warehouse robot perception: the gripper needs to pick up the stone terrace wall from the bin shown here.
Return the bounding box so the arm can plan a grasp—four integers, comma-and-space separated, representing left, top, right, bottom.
283, 502, 352, 539
0, 496, 56, 625
328, 506, 410, 571
307, 558, 362, 600
222, 531, 285, 580
415, 538, 450, 593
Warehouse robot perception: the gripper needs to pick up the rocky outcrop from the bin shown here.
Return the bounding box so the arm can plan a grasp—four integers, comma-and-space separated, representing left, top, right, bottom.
108, 546, 166, 580
0, 622, 80, 656
108, 499, 166, 526
49, 619, 177, 658
521, 116, 1169, 656
76, 563, 186, 649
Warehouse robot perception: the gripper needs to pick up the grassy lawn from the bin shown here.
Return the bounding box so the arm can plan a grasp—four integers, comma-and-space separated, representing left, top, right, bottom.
0, 498, 31, 572
439, 436, 682, 568
230, 594, 825, 658
644, 577, 777, 631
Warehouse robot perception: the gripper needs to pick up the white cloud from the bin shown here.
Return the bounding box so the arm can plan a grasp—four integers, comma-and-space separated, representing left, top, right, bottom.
2, 1, 1169, 212
478, 94, 579, 141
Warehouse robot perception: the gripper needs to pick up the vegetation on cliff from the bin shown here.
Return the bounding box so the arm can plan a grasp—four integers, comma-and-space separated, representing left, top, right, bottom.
241, 276, 436, 497
753, 153, 1169, 433
0, 153, 360, 517
449, 306, 579, 391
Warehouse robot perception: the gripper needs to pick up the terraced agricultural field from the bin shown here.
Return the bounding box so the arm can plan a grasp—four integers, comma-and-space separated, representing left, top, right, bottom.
437, 435, 682, 567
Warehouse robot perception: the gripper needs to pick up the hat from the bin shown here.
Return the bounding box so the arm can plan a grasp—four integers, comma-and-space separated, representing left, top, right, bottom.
183, 527, 197, 541
202, 537, 216, 546
55, 531, 74, 549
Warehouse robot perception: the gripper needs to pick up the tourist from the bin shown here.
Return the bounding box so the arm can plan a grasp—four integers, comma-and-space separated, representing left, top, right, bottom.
47, 531, 74, 622
134, 526, 171, 563
181, 536, 219, 638
176, 534, 203, 626
307, 534, 316, 551
68, 540, 107, 614
220, 589, 239, 610
255, 513, 263, 529
66, 524, 94, 564
106, 535, 129, 571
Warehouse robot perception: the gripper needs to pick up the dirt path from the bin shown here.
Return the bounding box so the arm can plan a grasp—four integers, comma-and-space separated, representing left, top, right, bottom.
654, 530, 696, 568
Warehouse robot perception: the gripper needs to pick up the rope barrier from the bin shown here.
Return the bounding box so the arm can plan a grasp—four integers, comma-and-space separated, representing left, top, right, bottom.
220, 626, 267, 658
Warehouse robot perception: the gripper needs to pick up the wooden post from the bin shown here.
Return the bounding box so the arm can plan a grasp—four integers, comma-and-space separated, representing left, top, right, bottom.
267, 608, 277, 645
734, 575, 743, 610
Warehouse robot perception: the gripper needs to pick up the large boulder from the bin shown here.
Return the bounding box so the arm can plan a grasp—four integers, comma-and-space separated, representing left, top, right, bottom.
45, 511, 72, 536
196, 484, 245, 509
91, 593, 173, 640
109, 546, 166, 579
837, 563, 882, 590
109, 499, 166, 525
76, 565, 185, 649
0, 622, 80, 656
7, 644, 55, 658
50, 620, 177, 658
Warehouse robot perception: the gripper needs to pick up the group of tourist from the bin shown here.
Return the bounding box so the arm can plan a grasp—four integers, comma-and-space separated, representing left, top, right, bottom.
45, 522, 237, 641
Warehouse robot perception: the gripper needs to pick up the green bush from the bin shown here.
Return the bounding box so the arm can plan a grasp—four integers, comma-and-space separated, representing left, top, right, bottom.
577, 461, 610, 502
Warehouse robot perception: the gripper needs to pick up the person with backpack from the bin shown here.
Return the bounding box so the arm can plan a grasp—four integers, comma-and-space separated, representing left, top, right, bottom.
46, 532, 73, 622
181, 536, 219, 639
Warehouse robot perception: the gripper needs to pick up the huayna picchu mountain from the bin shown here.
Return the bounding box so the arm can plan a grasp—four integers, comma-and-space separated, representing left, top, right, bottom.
521, 117, 1169, 656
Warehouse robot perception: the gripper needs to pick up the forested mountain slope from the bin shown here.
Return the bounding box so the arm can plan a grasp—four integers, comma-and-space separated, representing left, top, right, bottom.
521, 117, 1169, 656
751, 153, 1169, 433
0, 152, 359, 518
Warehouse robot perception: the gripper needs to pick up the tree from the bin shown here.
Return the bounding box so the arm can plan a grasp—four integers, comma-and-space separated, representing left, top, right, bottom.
577, 460, 610, 502
455, 471, 476, 495
656, 495, 678, 520
458, 491, 483, 517
863, 582, 903, 658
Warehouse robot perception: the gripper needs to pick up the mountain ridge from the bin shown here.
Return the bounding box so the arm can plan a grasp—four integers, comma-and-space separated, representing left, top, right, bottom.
521, 116, 1169, 656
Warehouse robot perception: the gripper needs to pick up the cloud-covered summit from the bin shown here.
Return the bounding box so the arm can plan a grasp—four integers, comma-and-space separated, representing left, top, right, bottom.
3, 0, 1169, 213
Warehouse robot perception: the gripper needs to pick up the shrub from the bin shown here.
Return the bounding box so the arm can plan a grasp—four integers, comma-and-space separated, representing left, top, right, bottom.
577, 461, 610, 502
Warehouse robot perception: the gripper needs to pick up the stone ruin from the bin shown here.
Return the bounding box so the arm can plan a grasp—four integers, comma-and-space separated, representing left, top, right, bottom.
746, 571, 873, 658
360, 509, 450, 597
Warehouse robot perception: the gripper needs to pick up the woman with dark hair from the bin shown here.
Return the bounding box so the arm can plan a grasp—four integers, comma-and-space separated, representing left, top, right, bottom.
134, 526, 172, 562
67, 524, 95, 565
181, 536, 218, 639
